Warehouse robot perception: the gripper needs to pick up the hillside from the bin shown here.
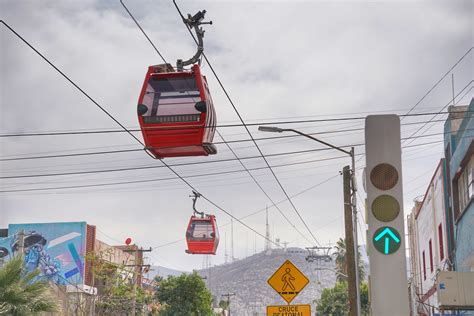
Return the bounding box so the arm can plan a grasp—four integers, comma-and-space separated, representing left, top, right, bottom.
198, 247, 338, 316
145, 265, 187, 280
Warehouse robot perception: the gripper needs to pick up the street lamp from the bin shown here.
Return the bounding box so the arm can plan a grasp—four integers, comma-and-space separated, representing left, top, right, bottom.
258, 126, 361, 316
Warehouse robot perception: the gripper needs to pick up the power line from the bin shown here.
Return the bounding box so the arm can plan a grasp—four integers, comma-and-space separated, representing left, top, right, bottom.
1, 110, 472, 138
117, 0, 330, 245
0, 20, 280, 249
173, 0, 327, 246
0, 148, 143, 162
3, 140, 445, 196
0, 149, 352, 179
402, 80, 473, 145
151, 173, 341, 249
120, 0, 168, 64
0, 116, 461, 162
0, 21, 145, 148
0, 154, 356, 192
216, 130, 315, 244
3, 128, 471, 180
401, 47, 473, 118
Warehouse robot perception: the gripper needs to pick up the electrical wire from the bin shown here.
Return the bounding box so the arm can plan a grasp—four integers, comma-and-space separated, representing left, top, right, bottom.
120, 0, 168, 64
1, 110, 472, 138
4, 128, 472, 179
0, 116, 460, 163
402, 81, 473, 146
0, 20, 281, 249
401, 47, 473, 119
151, 173, 341, 249
1, 141, 449, 196
112, 0, 333, 245
0, 154, 357, 192
216, 129, 314, 244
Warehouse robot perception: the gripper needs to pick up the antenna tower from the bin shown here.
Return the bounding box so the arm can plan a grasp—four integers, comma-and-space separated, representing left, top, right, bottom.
265, 207, 271, 251
231, 218, 235, 262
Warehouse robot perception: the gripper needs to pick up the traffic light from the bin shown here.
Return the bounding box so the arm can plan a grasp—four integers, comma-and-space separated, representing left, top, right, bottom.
365, 115, 409, 315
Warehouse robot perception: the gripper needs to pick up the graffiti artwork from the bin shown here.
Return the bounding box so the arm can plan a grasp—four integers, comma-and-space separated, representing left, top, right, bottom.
0, 222, 87, 286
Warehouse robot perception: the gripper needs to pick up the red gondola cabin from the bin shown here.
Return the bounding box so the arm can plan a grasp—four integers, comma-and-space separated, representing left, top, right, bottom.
185, 215, 219, 255
137, 64, 217, 159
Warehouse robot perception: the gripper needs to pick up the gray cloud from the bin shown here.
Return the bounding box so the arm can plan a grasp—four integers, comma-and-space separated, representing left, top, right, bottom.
1, 0, 472, 270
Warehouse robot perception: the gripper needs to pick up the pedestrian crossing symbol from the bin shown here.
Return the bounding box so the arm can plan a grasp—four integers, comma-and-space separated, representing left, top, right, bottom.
267, 260, 309, 304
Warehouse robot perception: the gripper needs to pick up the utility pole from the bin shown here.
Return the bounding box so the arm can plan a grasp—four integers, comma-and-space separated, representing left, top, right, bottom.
258, 126, 361, 316
350, 147, 361, 316
123, 246, 152, 316
17, 230, 25, 256
221, 292, 235, 316
344, 165, 358, 316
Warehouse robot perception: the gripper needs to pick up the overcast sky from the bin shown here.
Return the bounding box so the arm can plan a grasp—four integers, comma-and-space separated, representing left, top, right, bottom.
1, 0, 472, 272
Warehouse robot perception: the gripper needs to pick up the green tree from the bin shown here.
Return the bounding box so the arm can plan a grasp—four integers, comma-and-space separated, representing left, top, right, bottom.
315, 281, 369, 315
333, 239, 347, 282
0, 255, 59, 315
218, 299, 229, 312
333, 238, 366, 283
155, 272, 213, 316
86, 249, 156, 315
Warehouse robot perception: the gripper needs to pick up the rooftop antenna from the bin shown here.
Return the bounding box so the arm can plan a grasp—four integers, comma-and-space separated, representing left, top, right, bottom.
451, 73, 455, 105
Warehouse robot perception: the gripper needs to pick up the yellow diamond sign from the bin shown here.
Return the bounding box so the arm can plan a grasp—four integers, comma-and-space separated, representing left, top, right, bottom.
267, 260, 309, 304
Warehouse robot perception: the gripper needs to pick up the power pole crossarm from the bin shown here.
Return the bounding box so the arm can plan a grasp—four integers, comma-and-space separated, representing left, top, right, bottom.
221, 293, 236, 316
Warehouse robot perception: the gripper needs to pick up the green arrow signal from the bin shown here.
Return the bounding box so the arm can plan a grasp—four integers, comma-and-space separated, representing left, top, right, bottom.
373, 226, 401, 255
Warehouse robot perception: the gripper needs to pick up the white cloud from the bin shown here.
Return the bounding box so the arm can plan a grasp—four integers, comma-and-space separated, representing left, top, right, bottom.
1, 0, 472, 270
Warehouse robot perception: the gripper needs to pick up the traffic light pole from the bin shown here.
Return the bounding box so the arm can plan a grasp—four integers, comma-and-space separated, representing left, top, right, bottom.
258, 126, 361, 316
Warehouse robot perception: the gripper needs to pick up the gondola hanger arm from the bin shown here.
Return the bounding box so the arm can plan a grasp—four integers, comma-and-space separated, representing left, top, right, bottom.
177, 10, 212, 71
190, 190, 205, 217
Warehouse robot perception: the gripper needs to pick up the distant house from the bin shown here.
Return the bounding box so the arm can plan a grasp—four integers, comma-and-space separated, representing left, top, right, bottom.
0, 221, 146, 314
407, 160, 450, 314
407, 98, 473, 314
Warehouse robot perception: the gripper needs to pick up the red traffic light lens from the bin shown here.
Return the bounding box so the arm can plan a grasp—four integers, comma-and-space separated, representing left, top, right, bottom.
370, 163, 398, 190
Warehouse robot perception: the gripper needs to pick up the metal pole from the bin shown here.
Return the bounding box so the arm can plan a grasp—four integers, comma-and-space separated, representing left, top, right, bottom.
258, 127, 361, 315
350, 147, 361, 316
131, 246, 138, 316
222, 293, 235, 316
17, 230, 25, 256
344, 166, 358, 316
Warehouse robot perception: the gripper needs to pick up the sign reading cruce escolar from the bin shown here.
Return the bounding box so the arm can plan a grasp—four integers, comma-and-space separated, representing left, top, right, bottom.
267, 260, 309, 304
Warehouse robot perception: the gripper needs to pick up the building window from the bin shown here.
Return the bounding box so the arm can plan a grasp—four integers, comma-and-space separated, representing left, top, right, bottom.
423, 251, 426, 281
438, 224, 444, 261
458, 156, 473, 213
429, 239, 434, 273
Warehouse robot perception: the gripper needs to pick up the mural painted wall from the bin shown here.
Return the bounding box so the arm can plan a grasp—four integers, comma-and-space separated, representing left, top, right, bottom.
0, 222, 87, 286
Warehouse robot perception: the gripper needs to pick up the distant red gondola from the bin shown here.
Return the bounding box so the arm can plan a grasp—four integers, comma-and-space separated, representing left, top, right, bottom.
185, 214, 219, 255
185, 191, 219, 255
137, 64, 217, 159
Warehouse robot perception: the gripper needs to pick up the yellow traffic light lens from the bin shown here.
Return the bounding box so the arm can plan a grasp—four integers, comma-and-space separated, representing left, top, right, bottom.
370, 163, 398, 190
372, 195, 400, 222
